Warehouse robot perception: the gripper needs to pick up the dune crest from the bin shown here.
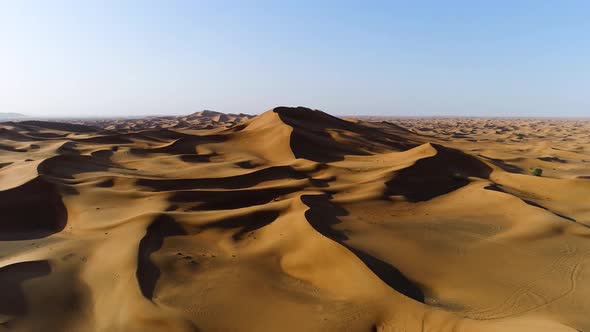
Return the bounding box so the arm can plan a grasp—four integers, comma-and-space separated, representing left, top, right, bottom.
0, 108, 589, 331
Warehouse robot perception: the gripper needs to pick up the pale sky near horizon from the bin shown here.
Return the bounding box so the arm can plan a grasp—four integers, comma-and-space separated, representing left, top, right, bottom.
1, 1, 589, 117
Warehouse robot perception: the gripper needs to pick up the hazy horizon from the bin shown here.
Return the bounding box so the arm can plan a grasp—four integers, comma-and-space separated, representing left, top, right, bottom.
3, 109, 590, 120
2, 1, 589, 117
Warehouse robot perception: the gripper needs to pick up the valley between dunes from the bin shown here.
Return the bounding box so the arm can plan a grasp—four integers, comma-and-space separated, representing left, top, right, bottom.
1, 107, 590, 332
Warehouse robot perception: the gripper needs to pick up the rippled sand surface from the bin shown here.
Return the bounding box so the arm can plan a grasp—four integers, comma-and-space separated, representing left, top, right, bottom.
1, 107, 589, 332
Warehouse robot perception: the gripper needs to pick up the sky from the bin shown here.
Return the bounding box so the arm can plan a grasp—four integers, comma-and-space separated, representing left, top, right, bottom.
1, 1, 589, 117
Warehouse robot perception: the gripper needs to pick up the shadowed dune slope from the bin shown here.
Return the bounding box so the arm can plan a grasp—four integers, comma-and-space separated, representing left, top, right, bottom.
0, 107, 589, 331
0, 177, 67, 240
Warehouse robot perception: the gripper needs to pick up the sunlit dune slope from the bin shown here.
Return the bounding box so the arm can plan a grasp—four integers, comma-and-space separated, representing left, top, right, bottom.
0, 107, 589, 332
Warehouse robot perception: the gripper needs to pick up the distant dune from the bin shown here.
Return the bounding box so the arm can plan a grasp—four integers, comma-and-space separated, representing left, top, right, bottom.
0, 112, 25, 120
0, 107, 589, 331
39, 110, 255, 132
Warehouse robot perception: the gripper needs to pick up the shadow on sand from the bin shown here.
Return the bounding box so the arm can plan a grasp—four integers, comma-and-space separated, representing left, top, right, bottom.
301, 194, 425, 302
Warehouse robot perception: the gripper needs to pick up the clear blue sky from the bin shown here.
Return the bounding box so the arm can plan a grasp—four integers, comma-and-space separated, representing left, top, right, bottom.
1, 1, 589, 117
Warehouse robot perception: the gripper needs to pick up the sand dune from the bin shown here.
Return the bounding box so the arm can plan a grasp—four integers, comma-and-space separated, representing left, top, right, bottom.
0, 107, 589, 331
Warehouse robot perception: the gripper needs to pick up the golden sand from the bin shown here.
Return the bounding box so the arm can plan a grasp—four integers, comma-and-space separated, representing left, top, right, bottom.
0, 107, 589, 331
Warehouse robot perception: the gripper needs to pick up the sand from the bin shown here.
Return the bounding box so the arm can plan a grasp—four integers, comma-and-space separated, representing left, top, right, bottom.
0, 107, 589, 331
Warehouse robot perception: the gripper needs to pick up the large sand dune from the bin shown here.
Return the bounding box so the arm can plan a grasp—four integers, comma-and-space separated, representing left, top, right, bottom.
1, 107, 589, 331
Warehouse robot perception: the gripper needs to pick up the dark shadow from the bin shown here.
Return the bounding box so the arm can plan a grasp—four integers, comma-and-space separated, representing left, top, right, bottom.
169, 186, 304, 211
235, 161, 257, 169
0, 177, 67, 240
301, 195, 349, 242
57, 142, 81, 155
2, 121, 69, 140
301, 194, 425, 302
19, 120, 97, 133
484, 184, 579, 223
136, 215, 186, 300
0, 143, 22, 152
479, 155, 524, 174
273, 107, 414, 163
521, 199, 577, 222
26, 132, 67, 139
90, 149, 114, 160
347, 247, 425, 302
483, 184, 507, 193
538, 156, 568, 164
385, 144, 492, 202
95, 178, 115, 188
201, 210, 280, 241
37, 155, 115, 179
0, 126, 33, 141
228, 123, 248, 132
0, 260, 51, 316
179, 154, 215, 163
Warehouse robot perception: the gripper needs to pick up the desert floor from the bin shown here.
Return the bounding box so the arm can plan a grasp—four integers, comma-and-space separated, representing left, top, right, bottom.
1, 107, 589, 332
